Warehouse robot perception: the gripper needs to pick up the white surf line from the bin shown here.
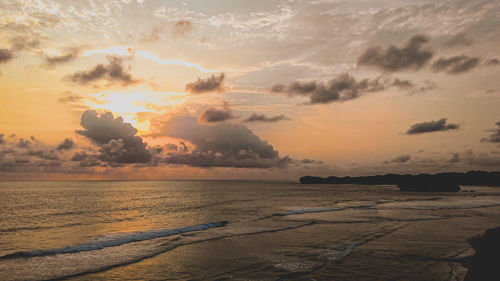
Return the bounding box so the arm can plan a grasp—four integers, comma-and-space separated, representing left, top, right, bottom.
275, 202, 377, 217
0, 221, 228, 259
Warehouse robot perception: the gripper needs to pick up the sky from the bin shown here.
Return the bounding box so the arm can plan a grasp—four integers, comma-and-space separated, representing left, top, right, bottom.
0, 0, 499, 180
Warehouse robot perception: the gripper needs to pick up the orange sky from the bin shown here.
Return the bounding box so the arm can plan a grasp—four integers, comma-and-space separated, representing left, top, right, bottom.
1, 0, 500, 180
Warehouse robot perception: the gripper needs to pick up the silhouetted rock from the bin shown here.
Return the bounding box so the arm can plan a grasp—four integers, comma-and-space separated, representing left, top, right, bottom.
464, 226, 500, 281
396, 182, 460, 192
300, 171, 500, 192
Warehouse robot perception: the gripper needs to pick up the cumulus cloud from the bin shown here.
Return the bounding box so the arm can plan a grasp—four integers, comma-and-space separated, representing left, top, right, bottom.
185, 73, 226, 94
271, 73, 387, 104
442, 33, 474, 48
481, 121, 500, 143
43, 47, 80, 68
431, 55, 481, 74
155, 115, 290, 168
198, 102, 236, 123
77, 110, 152, 164
57, 138, 76, 150
173, 20, 192, 36
243, 113, 290, 123
66, 56, 138, 86
406, 118, 460, 135
357, 34, 433, 72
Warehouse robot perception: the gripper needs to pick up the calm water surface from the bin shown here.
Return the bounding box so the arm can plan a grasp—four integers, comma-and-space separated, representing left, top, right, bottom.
0, 181, 499, 280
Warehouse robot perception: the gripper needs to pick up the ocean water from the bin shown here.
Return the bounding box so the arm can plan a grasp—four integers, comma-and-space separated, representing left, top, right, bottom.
0, 181, 499, 281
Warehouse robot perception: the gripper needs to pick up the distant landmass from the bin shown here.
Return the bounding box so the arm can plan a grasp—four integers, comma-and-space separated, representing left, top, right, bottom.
300, 171, 500, 192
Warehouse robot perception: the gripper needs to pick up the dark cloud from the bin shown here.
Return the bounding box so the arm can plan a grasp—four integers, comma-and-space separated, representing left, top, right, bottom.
386, 154, 411, 163
443, 33, 474, 48
199, 106, 236, 123
486, 58, 500, 66
77, 110, 152, 164
57, 138, 76, 150
0, 49, 14, 64
186, 73, 226, 94
66, 56, 138, 86
243, 113, 290, 123
271, 73, 387, 104
431, 55, 481, 74
406, 118, 460, 135
391, 78, 436, 94
0, 134, 68, 173
43, 47, 80, 68
155, 115, 289, 168
17, 138, 31, 148
481, 121, 500, 143
173, 20, 193, 36
391, 78, 414, 89
357, 34, 433, 72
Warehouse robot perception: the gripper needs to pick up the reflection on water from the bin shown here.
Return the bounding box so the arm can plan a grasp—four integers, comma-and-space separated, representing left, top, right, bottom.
0, 181, 499, 280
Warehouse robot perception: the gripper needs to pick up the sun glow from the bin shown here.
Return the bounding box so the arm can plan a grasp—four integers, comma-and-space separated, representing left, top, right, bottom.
83, 47, 216, 72
84, 90, 188, 132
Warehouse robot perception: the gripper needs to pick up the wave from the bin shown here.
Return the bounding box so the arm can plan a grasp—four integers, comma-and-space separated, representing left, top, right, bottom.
0, 221, 228, 259
0, 222, 83, 233
275, 202, 377, 217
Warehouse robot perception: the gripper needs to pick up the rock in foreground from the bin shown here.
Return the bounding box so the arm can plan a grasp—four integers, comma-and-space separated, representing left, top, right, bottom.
464, 226, 500, 281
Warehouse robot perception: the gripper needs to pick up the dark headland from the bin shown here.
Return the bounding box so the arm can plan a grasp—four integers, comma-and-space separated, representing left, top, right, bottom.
300, 171, 500, 192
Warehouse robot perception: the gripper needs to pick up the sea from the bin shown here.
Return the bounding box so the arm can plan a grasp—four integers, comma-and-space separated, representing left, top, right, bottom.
0, 181, 499, 281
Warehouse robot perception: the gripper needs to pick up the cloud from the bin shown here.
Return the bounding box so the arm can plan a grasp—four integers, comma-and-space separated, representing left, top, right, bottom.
43, 47, 80, 68
391, 78, 415, 89
243, 113, 290, 123
442, 33, 474, 48
486, 58, 499, 65
391, 78, 436, 94
173, 20, 192, 36
77, 110, 152, 164
58, 92, 82, 103
271, 73, 387, 104
155, 115, 289, 168
57, 138, 76, 150
66, 56, 138, 86
185, 73, 226, 94
9, 35, 40, 51
431, 55, 481, 74
0, 134, 68, 172
385, 154, 411, 164
198, 102, 236, 123
406, 118, 460, 135
481, 121, 500, 143
0, 49, 14, 64
357, 34, 433, 72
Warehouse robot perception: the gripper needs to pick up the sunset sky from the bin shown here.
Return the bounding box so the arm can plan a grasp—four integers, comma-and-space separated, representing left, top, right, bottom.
0, 0, 499, 180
